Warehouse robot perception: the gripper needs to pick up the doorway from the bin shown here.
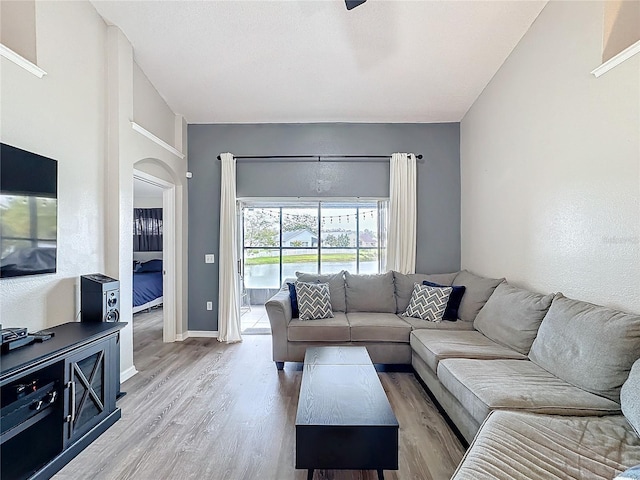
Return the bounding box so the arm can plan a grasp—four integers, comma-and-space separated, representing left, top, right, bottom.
133, 170, 177, 346
238, 199, 386, 334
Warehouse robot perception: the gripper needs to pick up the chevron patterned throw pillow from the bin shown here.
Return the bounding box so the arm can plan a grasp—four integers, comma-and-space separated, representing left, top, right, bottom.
405, 283, 453, 322
295, 281, 334, 321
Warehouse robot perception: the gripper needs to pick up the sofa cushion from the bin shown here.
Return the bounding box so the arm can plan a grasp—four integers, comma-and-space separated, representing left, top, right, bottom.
452, 270, 504, 322
473, 282, 554, 354
295, 282, 334, 320
393, 271, 458, 313
437, 358, 621, 425
347, 312, 412, 343
621, 359, 640, 437
410, 330, 526, 372
423, 281, 465, 321
404, 283, 453, 322
452, 411, 640, 480
529, 294, 640, 403
402, 316, 476, 331
287, 312, 350, 342
345, 271, 395, 313
296, 271, 346, 312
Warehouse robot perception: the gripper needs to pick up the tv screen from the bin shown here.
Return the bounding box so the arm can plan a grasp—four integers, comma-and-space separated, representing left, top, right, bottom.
0, 143, 58, 278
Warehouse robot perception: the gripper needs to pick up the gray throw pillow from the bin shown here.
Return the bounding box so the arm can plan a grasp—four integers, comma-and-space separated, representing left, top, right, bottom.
295, 282, 334, 321
529, 294, 640, 403
393, 271, 458, 313
621, 359, 640, 437
452, 270, 504, 322
404, 283, 453, 322
345, 271, 395, 313
474, 283, 554, 354
296, 271, 346, 312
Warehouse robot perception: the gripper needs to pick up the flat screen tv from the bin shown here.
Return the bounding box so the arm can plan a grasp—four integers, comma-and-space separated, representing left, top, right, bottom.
0, 143, 58, 278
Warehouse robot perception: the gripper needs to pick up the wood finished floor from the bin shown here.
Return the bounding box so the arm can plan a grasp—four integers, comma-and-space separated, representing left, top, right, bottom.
54, 310, 465, 480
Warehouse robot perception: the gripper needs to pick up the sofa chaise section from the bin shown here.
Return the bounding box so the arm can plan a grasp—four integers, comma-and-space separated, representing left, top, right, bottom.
437, 358, 621, 425
452, 410, 640, 480
452, 359, 640, 479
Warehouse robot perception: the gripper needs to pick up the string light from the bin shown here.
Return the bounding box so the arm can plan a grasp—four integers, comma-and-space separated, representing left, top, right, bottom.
245, 207, 378, 222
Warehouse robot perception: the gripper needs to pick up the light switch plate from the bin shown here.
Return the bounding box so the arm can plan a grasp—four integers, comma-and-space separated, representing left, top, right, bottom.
206, 301, 213, 310
205, 254, 215, 264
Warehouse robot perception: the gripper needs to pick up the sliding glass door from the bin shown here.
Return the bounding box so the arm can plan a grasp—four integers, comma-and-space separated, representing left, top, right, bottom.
242, 201, 385, 292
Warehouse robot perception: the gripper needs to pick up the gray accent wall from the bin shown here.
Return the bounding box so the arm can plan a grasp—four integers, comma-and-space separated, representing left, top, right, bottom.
188, 123, 460, 331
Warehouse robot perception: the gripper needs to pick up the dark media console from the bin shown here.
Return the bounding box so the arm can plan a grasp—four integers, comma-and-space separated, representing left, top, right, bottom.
0, 321, 126, 480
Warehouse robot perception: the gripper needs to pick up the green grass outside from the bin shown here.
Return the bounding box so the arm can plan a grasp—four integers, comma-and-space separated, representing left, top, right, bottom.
245, 251, 377, 266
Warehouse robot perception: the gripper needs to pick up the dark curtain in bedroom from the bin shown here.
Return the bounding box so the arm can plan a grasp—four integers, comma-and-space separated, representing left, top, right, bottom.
133, 208, 163, 251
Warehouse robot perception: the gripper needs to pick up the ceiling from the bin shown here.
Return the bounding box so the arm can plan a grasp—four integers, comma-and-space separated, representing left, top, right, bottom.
91, 0, 547, 124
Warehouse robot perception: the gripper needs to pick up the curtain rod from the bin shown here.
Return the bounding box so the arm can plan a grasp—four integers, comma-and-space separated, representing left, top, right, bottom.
216, 154, 423, 161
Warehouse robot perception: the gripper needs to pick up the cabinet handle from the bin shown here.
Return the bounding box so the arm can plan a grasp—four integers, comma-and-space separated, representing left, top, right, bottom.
67, 381, 76, 423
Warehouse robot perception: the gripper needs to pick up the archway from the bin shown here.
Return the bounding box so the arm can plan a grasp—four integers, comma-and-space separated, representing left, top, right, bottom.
132, 160, 181, 344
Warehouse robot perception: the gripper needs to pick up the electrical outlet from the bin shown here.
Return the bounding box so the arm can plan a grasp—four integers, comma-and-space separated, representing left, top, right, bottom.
205, 254, 215, 264
206, 301, 213, 311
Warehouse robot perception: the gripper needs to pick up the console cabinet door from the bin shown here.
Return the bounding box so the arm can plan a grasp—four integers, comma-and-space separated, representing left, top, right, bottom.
64, 336, 116, 446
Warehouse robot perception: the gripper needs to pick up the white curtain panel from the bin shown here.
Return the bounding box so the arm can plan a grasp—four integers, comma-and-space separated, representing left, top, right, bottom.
377, 200, 389, 272
218, 153, 242, 343
385, 153, 417, 274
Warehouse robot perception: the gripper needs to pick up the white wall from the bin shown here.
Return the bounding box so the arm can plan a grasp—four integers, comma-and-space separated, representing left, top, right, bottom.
1, 1, 188, 381
0, 1, 107, 329
460, 1, 640, 314
1, 0, 37, 63
133, 62, 176, 146
129, 58, 189, 342
134, 196, 163, 208
106, 26, 188, 380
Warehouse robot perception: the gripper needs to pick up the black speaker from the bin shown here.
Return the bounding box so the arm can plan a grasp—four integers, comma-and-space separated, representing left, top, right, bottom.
81, 274, 120, 323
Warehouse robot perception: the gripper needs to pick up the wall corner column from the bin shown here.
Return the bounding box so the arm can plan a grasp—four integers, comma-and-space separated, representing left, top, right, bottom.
106, 25, 136, 381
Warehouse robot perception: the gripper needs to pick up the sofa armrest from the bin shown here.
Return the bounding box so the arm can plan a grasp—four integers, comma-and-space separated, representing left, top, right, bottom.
265, 287, 293, 364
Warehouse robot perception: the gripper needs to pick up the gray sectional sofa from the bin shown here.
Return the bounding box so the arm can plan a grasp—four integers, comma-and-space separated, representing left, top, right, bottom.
266, 270, 490, 368
265, 269, 640, 478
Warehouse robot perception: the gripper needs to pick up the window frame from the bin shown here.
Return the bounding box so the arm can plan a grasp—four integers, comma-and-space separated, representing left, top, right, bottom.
241, 200, 385, 289
0, 195, 57, 255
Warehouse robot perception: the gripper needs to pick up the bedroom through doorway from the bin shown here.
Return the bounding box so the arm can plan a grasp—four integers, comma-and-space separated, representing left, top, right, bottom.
133, 176, 164, 344
132, 170, 176, 354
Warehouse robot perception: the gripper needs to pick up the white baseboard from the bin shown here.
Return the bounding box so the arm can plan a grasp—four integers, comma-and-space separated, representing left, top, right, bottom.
176, 330, 219, 341
120, 365, 139, 384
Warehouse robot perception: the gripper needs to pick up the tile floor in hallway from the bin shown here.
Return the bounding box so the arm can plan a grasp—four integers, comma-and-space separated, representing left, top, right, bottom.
131, 305, 270, 335
241, 304, 270, 333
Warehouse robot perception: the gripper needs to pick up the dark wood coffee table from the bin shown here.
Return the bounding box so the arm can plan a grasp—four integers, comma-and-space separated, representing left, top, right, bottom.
295, 346, 399, 480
